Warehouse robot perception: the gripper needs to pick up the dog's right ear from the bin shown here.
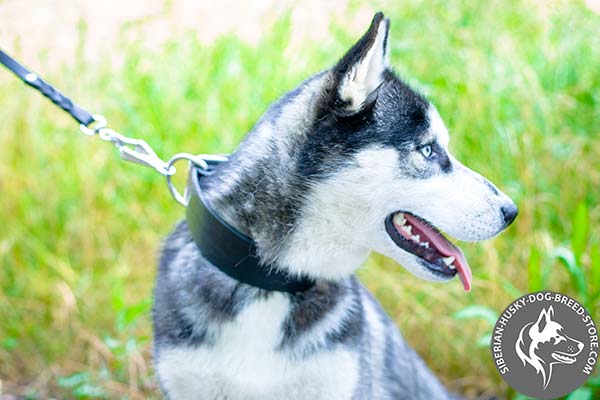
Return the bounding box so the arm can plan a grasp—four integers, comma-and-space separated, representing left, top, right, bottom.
332, 12, 390, 116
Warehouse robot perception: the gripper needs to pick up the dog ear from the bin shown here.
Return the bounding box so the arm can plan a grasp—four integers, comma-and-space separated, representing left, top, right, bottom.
535, 307, 551, 333
332, 12, 390, 115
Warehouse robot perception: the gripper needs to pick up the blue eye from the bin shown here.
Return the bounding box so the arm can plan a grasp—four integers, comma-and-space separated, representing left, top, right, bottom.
420, 144, 433, 158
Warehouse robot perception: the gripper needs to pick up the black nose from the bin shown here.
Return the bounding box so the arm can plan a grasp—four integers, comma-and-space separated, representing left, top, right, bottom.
501, 203, 518, 226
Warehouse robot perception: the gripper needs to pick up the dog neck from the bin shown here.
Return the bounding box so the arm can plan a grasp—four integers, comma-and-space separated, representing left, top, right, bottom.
186, 168, 316, 292
199, 73, 371, 281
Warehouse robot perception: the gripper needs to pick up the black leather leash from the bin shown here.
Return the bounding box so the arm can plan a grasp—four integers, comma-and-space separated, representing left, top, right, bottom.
0, 49, 315, 294
0, 50, 94, 126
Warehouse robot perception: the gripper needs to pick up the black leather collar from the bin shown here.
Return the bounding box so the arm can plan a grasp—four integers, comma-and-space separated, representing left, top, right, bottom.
185, 162, 316, 293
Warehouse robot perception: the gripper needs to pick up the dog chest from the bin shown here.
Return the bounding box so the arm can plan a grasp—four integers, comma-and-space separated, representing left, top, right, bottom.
156, 292, 359, 399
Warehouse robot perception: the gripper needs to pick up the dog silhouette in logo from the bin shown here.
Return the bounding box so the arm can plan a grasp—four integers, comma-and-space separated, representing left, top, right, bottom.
515, 306, 584, 389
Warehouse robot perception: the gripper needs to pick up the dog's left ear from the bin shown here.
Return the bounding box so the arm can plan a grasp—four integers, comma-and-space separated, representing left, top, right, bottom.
535, 307, 553, 333
332, 12, 390, 115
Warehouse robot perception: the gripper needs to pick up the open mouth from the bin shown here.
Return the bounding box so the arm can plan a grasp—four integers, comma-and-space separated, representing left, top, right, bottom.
552, 351, 578, 364
385, 211, 472, 291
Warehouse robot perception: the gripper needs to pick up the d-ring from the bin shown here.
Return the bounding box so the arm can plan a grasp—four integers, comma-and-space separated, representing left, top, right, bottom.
165, 153, 209, 206
79, 114, 107, 136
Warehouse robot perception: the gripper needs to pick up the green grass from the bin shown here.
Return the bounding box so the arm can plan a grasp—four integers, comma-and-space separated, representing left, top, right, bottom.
1, 0, 599, 398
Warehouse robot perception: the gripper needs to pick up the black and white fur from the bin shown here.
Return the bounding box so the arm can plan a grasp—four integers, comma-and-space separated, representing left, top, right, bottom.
153, 13, 517, 399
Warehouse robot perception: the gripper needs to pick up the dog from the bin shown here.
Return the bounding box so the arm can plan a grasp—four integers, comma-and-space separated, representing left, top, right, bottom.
153, 12, 518, 399
515, 306, 584, 389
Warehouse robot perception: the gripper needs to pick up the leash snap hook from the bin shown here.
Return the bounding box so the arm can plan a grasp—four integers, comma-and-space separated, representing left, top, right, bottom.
108, 131, 175, 176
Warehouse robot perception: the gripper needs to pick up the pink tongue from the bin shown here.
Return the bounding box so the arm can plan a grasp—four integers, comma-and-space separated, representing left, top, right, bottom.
404, 214, 472, 292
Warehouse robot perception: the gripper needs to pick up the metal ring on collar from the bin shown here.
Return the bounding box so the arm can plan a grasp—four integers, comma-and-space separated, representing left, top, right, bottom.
166, 153, 210, 206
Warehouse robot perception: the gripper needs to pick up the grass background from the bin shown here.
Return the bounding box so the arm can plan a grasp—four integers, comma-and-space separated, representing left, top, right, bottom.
1, 0, 599, 398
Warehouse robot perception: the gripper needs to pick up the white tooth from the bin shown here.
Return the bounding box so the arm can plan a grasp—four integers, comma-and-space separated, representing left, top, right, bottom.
448, 264, 456, 270
443, 256, 455, 266
393, 213, 406, 225
401, 225, 412, 234
420, 242, 429, 248
411, 234, 420, 242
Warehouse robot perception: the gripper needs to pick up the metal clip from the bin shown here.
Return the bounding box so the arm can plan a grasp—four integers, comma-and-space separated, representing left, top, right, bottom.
76, 113, 227, 206
90, 126, 173, 176
113, 132, 175, 176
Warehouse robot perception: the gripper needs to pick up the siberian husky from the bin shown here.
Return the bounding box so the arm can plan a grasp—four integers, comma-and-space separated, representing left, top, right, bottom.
153, 12, 518, 399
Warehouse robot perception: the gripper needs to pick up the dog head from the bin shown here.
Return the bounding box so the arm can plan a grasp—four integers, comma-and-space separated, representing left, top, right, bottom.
208, 13, 517, 289
515, 306, 583, 388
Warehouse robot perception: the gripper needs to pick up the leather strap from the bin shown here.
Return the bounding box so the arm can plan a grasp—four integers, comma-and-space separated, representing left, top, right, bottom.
186, 163, 316, 293
0, 49, 95, 126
